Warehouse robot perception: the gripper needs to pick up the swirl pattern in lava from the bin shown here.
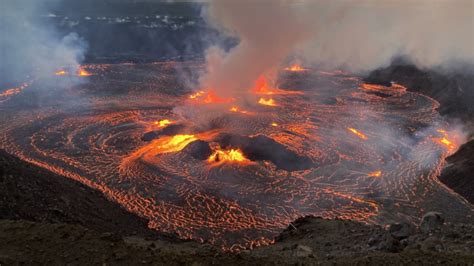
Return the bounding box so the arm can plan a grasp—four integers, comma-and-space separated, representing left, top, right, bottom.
0, 61, 472, 250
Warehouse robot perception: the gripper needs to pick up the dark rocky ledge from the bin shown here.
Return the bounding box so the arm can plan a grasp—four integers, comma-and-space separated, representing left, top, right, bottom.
0, 149, 175, 240
439, 140, 474, 204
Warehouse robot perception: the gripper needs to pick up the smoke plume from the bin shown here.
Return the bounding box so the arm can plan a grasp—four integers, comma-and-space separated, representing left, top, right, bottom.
200, 0, 474, 95
0, 0, 87, 87
199, 0, 309, 96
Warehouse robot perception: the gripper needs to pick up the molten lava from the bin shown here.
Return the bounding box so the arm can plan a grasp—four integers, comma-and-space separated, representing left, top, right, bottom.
434, 129, 457, 152
347, 127, 368, 140
189, 90, 205, 100
253, 75, 273, 94
4, 62, 472, 252
189, 90, 233, 104
229, 106, 251, 115
253, 75, 302, 95
55, 70, 67, 76
0, 87, 22, 98
258, 98, 277, 107
0, 82, 30, 101
285, 64, 306, 72
154, 119, 173, 127
156, 134, 197, 153
368, 170, 382, 177
360, 83, 385, 91
204, 91, 233, 104
208, 148, 249, 164
78, 68, 92, 77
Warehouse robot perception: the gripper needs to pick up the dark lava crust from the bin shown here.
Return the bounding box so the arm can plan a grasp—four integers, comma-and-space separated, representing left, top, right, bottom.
365, 62, 474, 204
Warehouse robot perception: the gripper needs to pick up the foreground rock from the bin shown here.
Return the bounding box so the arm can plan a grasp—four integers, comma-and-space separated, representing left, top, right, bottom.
1, 216, 473, 265
420, 212, 445, 233
252, 216, 474, 265
1, 148, 473, 265
389, 222, 415, 240
0, 149, 172, 240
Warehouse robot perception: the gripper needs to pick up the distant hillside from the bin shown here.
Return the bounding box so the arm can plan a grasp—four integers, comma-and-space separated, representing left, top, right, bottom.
365, 63, 474, 125
45, 0, 204, 17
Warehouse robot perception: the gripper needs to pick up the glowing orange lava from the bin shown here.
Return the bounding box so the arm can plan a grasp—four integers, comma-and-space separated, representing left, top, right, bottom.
189, 90, 233, 104
258, 98, 277, 107
229, 106, 251, 115
55, 70, 67, 76
285, 64, 306, 72
155, 134, 197, 153
204, 91, 233, 104
253, 75, 273, 94
347, 127, 368, 140
208, 148, 249, 164
0, 82, 30, 100
189, 90, 205, 100
359, 83, 408, 94
433, 129, 457, 152
360, 83, 385, 91
78, 68, 92, 77
0, 87, 22, 98
368, 170, 382, 177
154, 119, 173, 127
253, 75, 302, 95
271, 122, 279, 127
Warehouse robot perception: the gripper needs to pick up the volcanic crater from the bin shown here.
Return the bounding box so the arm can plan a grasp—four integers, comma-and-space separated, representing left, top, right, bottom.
0, 61, 472, 251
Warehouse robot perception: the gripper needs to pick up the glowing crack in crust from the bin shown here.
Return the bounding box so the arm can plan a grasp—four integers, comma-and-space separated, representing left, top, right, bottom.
347, 127, 368, 140
0, 62, 471, 251
284, 64, 307, 72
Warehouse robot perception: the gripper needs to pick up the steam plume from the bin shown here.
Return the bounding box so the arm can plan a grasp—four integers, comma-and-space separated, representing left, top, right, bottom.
200, 0, 309, 96
200, 0, 474, 95
0, 0, 87, 87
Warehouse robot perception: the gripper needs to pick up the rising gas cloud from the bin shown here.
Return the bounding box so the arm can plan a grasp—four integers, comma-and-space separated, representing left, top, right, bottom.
0, 0, 87, 87
200, 0, 474, 96
199, 0, 309, 97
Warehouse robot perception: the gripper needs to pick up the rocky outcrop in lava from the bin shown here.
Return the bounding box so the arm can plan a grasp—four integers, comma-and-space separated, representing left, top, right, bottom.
214, 133, 313, 171
183, 140, 212, 160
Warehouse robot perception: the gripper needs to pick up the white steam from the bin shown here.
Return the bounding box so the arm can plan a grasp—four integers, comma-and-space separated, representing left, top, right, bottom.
200, 0, 474, 95
200, 0, 309, 96
296, 0, 474, 72
0, 0, 87, 85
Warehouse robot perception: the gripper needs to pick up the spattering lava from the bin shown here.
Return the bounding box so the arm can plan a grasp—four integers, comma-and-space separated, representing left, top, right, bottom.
285, 64, 307, 72
258, 98, 277, 107
208, 148, 249, 164
0, 61, 471, 251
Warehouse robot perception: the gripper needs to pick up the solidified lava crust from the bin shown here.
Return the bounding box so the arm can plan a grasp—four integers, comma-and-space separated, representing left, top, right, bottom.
0, 61, 472, 251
